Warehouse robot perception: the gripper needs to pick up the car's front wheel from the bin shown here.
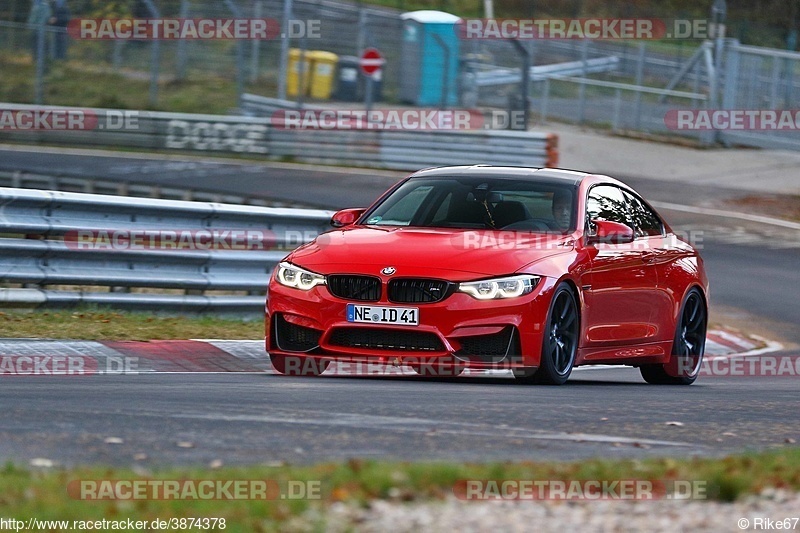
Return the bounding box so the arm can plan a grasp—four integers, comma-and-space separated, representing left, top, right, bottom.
515, 282, 579, 385
640, 288, 707, 385
270, 354, 330, 376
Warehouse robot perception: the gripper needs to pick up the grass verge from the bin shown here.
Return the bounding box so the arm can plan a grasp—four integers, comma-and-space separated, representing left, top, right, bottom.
0, 309, 262, 341
2, 448, 799, 531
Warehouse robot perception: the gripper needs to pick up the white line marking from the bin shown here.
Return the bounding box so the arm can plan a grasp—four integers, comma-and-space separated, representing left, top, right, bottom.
651, 200, 800, 230
165, 410, 696, 447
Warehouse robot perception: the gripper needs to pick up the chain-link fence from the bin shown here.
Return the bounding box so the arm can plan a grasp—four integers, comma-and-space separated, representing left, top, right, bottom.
2, 1, 800, 149
719, 42, 800, 148
0, 0, 405, 113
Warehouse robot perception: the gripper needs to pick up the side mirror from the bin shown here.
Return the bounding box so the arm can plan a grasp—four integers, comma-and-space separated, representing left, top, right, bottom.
330, 208, 365, 228
588, 220, 635, 245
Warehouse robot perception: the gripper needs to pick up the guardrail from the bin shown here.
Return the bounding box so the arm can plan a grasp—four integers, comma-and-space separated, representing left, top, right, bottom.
0, 187, 333, 313
0, 170, 298, 207
472, 57, 620, 87
0, 102, 559, 168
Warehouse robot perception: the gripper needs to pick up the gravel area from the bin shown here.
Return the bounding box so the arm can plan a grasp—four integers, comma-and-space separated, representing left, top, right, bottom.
303, 491, 800, 532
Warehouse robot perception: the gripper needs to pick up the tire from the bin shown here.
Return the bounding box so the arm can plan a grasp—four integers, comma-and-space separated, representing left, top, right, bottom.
515, 282, 579, 385
640, 288, 707, 385
269, 354, 330, 376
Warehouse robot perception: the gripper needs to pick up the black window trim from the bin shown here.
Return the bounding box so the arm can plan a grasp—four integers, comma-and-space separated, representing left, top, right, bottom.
584, 183, 633, 236
621, 189, 666, 239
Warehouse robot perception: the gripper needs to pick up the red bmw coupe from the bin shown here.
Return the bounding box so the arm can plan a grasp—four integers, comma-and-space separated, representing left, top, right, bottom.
265, 166, 708, 385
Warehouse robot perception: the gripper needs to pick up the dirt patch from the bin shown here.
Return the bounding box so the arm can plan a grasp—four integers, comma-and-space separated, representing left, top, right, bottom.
723, 194, 800, 222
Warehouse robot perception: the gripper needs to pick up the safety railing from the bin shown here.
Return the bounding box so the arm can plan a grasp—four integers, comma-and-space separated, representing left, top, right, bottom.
0, 187, 333, 313
0, 102, 559, 168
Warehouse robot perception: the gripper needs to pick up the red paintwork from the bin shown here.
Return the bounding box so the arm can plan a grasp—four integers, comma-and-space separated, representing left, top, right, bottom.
265, 170, 709, 371
591, 220, 634, 244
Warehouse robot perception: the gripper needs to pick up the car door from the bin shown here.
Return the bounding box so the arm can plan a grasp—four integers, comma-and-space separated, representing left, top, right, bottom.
622, 190, 679, 344
582, 185, 660, 351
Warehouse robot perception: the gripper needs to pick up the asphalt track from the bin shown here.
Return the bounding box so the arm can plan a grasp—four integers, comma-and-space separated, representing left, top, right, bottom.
0, 146, 798, 467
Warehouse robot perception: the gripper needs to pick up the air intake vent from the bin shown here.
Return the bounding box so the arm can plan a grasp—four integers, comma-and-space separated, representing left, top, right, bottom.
274, 314, 322, 352
329, 328, 444, 352
388, 278, 452, 304
327, 275, 381, 301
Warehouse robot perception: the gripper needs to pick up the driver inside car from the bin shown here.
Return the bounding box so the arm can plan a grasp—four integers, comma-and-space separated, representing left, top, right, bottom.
551, 189, 573, 231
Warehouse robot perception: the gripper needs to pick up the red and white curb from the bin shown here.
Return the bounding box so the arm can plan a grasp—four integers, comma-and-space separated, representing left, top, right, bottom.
0, 330, 784, 377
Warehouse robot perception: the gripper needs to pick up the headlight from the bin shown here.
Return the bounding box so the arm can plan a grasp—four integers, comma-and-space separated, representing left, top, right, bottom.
275, 262, 326, 291
458, 274, 539, 300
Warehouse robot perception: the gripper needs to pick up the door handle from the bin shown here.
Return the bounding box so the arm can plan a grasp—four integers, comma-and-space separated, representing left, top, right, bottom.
642, 252, 656, 263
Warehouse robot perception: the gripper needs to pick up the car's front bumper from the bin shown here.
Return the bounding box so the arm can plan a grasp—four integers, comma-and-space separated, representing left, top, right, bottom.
265, 275, 558, 370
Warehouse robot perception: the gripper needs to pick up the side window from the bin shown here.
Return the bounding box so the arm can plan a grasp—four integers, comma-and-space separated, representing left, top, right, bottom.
586, 185, 632, 233
624, 191, 664, 237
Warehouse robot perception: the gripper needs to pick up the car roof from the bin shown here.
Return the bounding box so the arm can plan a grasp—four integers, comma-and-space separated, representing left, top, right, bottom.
408, 165, 591, 186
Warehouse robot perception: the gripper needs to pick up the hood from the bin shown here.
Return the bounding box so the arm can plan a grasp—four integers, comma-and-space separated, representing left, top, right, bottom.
287, 226, 573, 281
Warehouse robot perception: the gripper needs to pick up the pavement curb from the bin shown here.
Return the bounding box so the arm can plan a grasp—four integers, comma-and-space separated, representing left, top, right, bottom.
0, 329, 782, 376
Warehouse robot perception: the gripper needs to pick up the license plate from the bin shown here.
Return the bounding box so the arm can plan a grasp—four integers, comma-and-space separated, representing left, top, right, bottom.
346, 304, 419, 326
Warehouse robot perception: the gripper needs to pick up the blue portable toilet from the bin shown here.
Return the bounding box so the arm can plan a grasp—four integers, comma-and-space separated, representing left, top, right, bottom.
399, 10, 461, 107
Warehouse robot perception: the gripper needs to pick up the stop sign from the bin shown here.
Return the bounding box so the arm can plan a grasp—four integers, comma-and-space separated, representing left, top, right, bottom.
360, 48, 385, 76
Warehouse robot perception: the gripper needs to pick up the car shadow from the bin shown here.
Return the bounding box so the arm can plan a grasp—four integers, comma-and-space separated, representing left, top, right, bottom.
265, 372, 654, 386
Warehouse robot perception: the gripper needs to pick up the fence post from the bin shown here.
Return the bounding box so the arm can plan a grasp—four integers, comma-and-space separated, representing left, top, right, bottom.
612, 88, 621, 133
224, 0, 246, 109
141, 0, 161, 107
112, 40, 124, 71
769, 55, 781, 109
278, 0, 293, 100
540, 78, 550, 123
509, 39, 531, 130
250, 0, 264, 83
432, 34, 452, 109
633, 42, 645, 130
176, 0, 190, 81
719, 39, 740, 147
356, 8, 367, 56
35, 20, 46, 105
577, 39, 588, 125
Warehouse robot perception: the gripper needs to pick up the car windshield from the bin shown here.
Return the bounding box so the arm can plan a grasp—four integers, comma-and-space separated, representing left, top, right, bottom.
362, 176, 578, 232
